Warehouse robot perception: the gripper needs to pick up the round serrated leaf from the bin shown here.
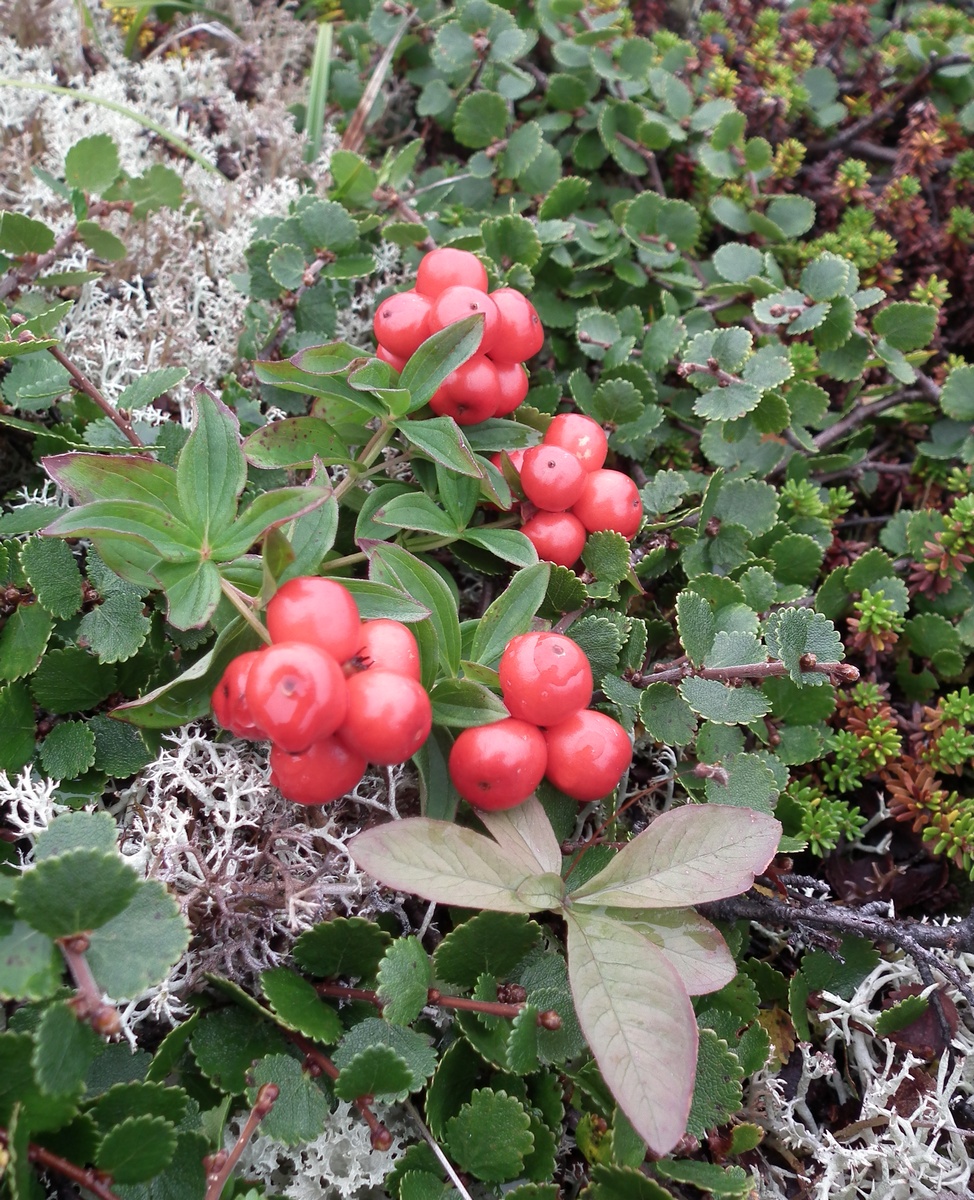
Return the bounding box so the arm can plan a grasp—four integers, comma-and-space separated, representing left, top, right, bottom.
0, 601, 53, 682
712, 242, 764, 284
0, 914, 62, 1001
453, 91, 508, 148
292, 915, 392, 979
334, 1044, 415, 1101
246, 1054, 330, 1145
33, 1000, 103, 1096
678, 677, 770, 725
20, 537, 83, 620
77, 591, 151, 664
482, 214, 542, 269
65, 134, 120, 196
799, 252, 851, 302
85, 880, 189, 998
190, 1007, 289, 1095
91, 1081, 188, 1131
332, 1018, 436, 1092
30, 647, 117, 714
39, 720, 96, 780
268, 243, 307, 291
445, 1089, 533, 1182
88, 715, 153, 777
96, 1114, 177, 1183
260, 968, 342, 1044
15, 849, 139, 938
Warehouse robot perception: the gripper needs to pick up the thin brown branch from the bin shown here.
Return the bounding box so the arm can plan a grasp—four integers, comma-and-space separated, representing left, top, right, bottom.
615, 134, 666, 195
702, 888, 974, 1011
632, 659, 859, 687
57, 934, 121, 1037
0, 1126, 123, 1200
203, 1083, 279, 1200
0, 225, 80, 301
314, 981, 560, 1026
812, 387, 926, 451
30, 337, 143, 448
342, 13, 414, 154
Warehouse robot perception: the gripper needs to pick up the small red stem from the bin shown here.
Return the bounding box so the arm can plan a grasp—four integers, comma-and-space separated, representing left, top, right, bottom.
203, 1083, 279, 1200
0, 1127, 122, 1200
286, 1033, 393, 1150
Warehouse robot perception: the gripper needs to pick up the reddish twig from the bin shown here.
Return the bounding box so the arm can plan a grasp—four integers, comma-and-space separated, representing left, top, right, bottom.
0, 1126, 122, 1200
314, 981, 561, 1028
631, 658, 859, 687
45, 343, 144, 448
285, 1032, 393, 1150
203, 1083, 279, 1200
57, 934, 121, 1037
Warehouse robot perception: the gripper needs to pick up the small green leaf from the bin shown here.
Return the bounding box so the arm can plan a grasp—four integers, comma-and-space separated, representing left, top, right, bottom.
30, 647, 117, 714
445, 1090, 534, 1182
582, 531, 630, 584
679, 676, 770, 724
483, 214, 542, 269
799, 252, 851, 302
65, 134, 121, 194
77, 591, 151, 664
0, 212, 55, 254
396, 415, 482, 475
376, 936, 433, 1025
0, 915, 62, 1001
268, 243, 307, 290
939, 364, 974, 420
293, 916, 392, 980
712, 242, 764, 284
705, 753, 779, 814
260, 968, 342, 1044
176, 390, 246, 546
875, 992, 929, 1037
77, 220, 127, 261
332, 1017, 436, 1093
676, 591, 716, 667
0, 683, 35, 774
373, 493, 459, 537
0, 602, 53, 682
685, 1029, 744, 1139
454, 92, 508, 148
584, 1164, 674, 1200
190, 1007, 288, 1094
873, 301, 938, 351
434, 912, 541, 990
693, 382, 762, 422
246, 1054, 330, 1144
85, 880, 190, 998
639, 683, 696, 746
32, 1001, 102, 1096
430, 678, 509, 728
96, 1114, 178, 1183
117, 367, 189, 411
19, 537, 83, 619
764, 608, 843, 684
38, 720, 96, 780
333, 1044, 415, 1101
15, 849, 139, 938
654, 1159, 750, 1197
469, 562, 550, 667
242, 416, 350, 469
399, 317, 484, 411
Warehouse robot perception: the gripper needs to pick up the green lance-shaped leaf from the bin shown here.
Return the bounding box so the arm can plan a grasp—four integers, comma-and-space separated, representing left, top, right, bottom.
368, 543, 461, 676
348, 817, 559, 914
569, 804, 781, 909
565, 910, 698, 1156
399, 314, 484, 410
430, 678, 510, 728
42, 453, 181, 512
43, 499, 200, 562
469, 561, 551, 667
176, 389, 247, 546
211, 483, 334, 561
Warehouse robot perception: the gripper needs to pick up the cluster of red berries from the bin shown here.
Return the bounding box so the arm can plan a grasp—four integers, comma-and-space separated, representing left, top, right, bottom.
211, 578, 431, 806
494, 413, 643, 570
373, 247, 543, 425
449, 631, 632, 811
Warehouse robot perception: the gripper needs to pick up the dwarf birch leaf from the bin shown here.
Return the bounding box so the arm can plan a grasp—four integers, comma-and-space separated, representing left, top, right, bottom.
604, 908, 737, 996
260, 968, 343, 1044
570, 805, 781, 908
676, 590, 715, 667
348, 819, 553, 912
334, 1045, 415, 1102
376, 937, 433, 1026
475, 795, 562, 876
565, 910, 697, 1156
247, 1055, 329, 1145
433, 912, 541, 990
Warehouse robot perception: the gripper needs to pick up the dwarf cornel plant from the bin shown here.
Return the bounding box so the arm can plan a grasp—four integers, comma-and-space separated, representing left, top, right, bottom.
4, 0, 974, 1196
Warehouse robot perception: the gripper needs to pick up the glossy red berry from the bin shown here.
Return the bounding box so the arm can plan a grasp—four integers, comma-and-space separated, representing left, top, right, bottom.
491, 360, 529, 416
429, 355, 499, 425
270, 737, 366, 806
499, 632, 593, 726
519, 444, 587, 512
488, 288, 544, 361
245, 642, 348, 753
449, 718, 547, 810
266, 577, 362, 663
373, 289, 431, 359
430, 286, 499, 355
571, 469, 642, 538
339, 670, 432, 765
543, 709, 632, 802
376, 344, 407, 372
211, 650, 266, 739
520, 510, 587, 569
350, 619, 422, 681
542, 413, 608, 473
416, 248, 488, 296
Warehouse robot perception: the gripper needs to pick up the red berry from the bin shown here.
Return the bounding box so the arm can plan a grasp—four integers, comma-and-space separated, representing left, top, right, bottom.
338, 670, 432, 765
542, 413, 608, 473
499, 631, 593, 726
373, 289, 431, 359
377, 344, 407, 372
571, 469, 642, 538
429, 355, 499, 425
266, 577, 362, 663
520, 510, 587, 569
490, 448, 527, 476
245, 642, 348, 753
543, 709, 632, 802
416, 248, 488, 296
212, 650, 266, 739
449, 719, 547, 810
350, 619, 421, 681
488, 288, 544, 361
519, 444, 587, 511
270, 737, 366, 806
430, 286, 499, 355
491, 360, 529, 416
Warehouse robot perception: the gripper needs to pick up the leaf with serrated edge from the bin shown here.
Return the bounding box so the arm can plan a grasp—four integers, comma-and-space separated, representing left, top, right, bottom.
566, 910, 697, 1155
376, 936, 432, 1026
260, 967, 342, 1044
349, 819, 553, 913
86, 880, 190, 998
570, 805, 780, 909
475, 795, 562, 876
605, 908, 737, 995
334, 1044, 415, 1101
